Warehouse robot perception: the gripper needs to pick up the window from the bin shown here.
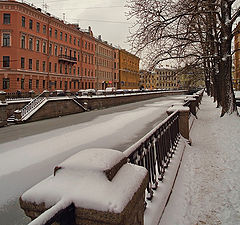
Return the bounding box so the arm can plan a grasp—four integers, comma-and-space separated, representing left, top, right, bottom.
54, 45, 58, 56
55, 29, 57, 39
42, 61, 45, 72
65, 48, 67, 56
29, 79, 32, 89
65, 64, 67, 74
21, 57, 25, 69
22, 16, 25, 27
43, 80, 45, 89
49, 27, 52, 37
36, 60, 39, 71
3, 56, 10, 67
3, 14, 10, 24
78, 67, 80, 75
36, 22, 40, 33
60, 46, 63, 55
43, 42, 46, 53
49, 43, 52, 55
21, 35, 25, 48
65, 33, 67, 42
69, 35, 72, 44
21, 79, 24, 89
29, 59, 32, 70
43, 25, 46, 34
69, 65, 72, 75
74, 38, 76, 45
60, 64, 62, 73
36, 79, 39, 89
64, 81, 68, 90
36, 40, 40, 51
54, 63, 57, 73
29, 19, 33, 29
49, 62, 52, 72
3, 78, 10, 89
3, 33, 10, 46
78, 39, 80, 47
60, 32, 62, 40
29, 38, 33, 50
60, 81, 62, 89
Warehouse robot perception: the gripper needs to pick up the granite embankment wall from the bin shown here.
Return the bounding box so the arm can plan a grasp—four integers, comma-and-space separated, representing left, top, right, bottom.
1, 90, 188, 125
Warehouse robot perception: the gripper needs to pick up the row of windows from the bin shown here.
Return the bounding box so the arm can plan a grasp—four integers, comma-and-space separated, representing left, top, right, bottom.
95, 57, 113, 68
3, 13, 94, 50
2, 78, 94, 90
96, 45, 114, 58
20, 35, 80, 58
2, 56, 94, 76
95, 70, 113, 80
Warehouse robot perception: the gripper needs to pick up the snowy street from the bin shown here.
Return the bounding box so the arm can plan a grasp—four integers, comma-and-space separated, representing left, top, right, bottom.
159, 95, 240, 225
0, 95, 185, 225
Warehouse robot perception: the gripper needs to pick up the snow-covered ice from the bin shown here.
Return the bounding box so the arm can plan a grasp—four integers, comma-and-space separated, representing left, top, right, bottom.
159, 94, 240, 225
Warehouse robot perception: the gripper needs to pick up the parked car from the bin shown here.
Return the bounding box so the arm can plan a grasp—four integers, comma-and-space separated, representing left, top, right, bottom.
105, 87, 116, 92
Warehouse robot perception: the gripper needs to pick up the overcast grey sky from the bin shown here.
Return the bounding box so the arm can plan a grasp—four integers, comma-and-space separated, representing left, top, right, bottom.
27, 0, 133, 50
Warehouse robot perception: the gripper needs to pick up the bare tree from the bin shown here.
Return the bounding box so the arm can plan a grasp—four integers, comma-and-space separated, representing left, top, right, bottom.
127, 0, 240, 116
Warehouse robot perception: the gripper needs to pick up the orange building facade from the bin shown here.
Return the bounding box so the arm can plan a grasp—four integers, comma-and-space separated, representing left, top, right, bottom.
0, 0, 95, 93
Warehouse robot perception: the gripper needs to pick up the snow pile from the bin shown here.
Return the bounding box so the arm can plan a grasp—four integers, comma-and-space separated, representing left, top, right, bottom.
22, 148, 147, 214
159, 95, 240, 225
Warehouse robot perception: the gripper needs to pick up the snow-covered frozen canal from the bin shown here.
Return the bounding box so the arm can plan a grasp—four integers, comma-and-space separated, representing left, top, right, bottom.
0, 95, 186, 225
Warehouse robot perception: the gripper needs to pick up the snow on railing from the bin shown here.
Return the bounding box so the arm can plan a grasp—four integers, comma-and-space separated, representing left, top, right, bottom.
124, 110, 180, 201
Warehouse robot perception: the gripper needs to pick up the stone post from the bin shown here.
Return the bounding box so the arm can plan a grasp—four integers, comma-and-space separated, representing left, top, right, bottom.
184, 98, 197, 117
14, 110, 22, 122
20, 148, 148, 225
167, 105, 190, 141
0, 91, 6, 103
193, 94, 200, 108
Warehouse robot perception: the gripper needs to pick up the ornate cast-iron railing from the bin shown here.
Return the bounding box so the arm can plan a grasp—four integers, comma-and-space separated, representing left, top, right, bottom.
25, 110, 181, 225
124, 110, 180, 200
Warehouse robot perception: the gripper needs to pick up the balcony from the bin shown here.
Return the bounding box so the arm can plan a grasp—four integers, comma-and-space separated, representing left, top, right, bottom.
58, 55, 77, 64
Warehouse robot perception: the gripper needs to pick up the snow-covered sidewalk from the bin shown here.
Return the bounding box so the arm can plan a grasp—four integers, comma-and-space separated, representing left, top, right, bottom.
159, 95, 240, 225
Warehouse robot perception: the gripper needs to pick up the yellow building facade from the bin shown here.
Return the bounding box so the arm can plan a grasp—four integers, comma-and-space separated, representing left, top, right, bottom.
234, 22, 240, 91
155, 68, 178, 90
139, 70, 157, 90
118, 49, 140, 89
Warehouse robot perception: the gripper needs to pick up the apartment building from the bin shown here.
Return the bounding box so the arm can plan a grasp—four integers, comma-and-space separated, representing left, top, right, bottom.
0, 0, 95, 93
118, 49, 140, 89
95, 35, 116, 90
139, 70, 156, 90
155, 68, 178, 90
